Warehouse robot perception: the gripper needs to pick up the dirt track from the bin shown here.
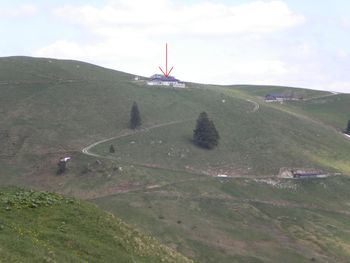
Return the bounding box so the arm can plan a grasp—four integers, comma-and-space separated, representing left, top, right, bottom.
82, 119, 193, 159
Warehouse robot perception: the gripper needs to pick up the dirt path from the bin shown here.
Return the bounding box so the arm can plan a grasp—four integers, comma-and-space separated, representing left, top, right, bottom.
86, 176, 209, 200
82, 119, 193, 159
303, 91, 339, 101
246, 99, 260, 113
246, 198, 350, 216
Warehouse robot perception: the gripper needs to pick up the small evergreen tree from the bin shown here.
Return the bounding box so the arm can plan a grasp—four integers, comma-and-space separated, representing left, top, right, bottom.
346, 120, 350, 135
109, 144, 115, 153
193, 112, 220, 149
129, 102, 141, 129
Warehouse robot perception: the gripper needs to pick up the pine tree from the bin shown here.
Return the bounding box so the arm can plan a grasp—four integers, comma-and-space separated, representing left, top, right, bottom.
193, 112, 220, 149
129, 102, 141, 129
109, 144, 115, 153
346, 120, 350, 135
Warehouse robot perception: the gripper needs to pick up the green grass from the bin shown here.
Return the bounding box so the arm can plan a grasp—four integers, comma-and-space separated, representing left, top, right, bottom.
1, 56, 350, 263
93, 175, 350, 263
229, 84, 349, 131
92, 88, 349, 176
1, 56, 349, 178
229, 84, 330, 99
0, 187, 192, 263
278, 94, 350, 131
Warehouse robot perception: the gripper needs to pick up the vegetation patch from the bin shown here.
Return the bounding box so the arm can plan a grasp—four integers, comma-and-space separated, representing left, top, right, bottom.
0, 187, 192, 263
1, 188, 74, 210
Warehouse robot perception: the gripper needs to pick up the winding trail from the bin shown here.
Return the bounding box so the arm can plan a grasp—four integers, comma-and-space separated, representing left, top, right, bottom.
246, 99, 260, 112
82, 119, 193, 159
86, 177, 209, 200
303, 91, 339, 101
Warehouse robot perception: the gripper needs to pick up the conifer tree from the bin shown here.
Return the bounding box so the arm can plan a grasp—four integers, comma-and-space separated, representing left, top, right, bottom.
109, 144, 115, 153
129, 102, 141, 129
346, 120, 350, 135
193, 112, 219, 149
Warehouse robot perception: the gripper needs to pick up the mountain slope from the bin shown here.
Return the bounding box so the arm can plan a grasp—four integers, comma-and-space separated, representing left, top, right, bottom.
0, 187, 192, 263
1, 56, 349, 180
1, 56, 350, 263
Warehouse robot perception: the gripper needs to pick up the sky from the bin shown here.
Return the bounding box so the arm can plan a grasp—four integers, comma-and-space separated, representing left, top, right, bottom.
0, 0, 350, 93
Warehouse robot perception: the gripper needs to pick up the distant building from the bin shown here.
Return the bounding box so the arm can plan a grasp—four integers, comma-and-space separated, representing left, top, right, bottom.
278, 168, 328, 179
292, 169, 326, 179
265, 93, 293, 102
147, 74, 186, 88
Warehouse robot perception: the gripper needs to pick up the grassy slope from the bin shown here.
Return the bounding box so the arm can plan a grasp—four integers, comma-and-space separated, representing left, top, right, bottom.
0, 187, 191, 263
229, 84, 330, 99
280, 94, 350, 131
1, 56, 349, 178
92, 85, 350, 176
1, 57, 350, 263
230, 84, 349, 131
227, 85, 350, 174
93, 172, 350, 263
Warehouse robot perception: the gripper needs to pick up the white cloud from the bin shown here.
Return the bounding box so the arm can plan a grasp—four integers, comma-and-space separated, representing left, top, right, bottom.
0, 4, 38, 18
36, 0, 304, 77
35, 40, 85, 59
336, 49, 349, 59
232, 60, 290, 75
53, 0, 304, 37
200, 59, 299, 86
341, 17, 350, 28
328, 82, 350, 93
35, 38, 158, 64
42, 1, 350, 93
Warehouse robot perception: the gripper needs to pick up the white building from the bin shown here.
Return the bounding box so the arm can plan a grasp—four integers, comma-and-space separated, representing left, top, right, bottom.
147, 74, 186, 88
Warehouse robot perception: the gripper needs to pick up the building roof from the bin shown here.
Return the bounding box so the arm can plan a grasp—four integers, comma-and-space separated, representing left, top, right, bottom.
292, 169, 322, 176
266, 93, 292, 98
150, 74, 179, 82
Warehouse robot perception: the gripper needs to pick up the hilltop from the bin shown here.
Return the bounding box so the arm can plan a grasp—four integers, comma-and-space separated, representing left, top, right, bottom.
0, 56, 350, 262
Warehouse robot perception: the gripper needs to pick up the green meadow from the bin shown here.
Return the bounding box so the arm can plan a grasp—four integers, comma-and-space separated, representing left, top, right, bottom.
0, 56, 349, 262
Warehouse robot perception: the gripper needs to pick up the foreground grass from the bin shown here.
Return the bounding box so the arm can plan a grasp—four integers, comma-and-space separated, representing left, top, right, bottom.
0, 187, 192, 263
94, 175, 350, 263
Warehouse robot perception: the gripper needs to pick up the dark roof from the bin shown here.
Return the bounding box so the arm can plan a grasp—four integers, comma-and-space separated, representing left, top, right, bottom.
150, 74, 179, 82
294, 173, 320, 176
265, 93, 293, 99
292, 169, 322, 177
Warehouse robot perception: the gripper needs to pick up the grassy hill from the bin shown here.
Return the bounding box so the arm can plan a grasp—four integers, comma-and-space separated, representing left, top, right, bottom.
0, 56, 350, 262
1, 56, 349, 178
228, 84, 349, 131
94, 173, 350, 263
0, 187, 192, 262
90, 85, 350, 176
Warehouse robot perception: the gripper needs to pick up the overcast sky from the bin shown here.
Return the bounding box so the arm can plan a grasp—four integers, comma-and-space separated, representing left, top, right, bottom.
1, 0, 350, 93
